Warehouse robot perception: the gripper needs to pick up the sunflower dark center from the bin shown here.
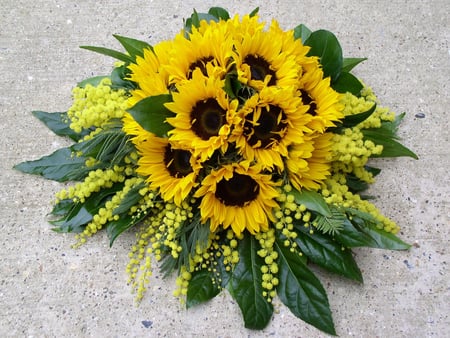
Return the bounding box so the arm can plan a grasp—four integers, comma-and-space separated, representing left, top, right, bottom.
244, 54, 277, 86
244, 105, 287, 148
188, 56, 214, 79
191, 98, 226, 140
300, 89, 317, 116
164, 146, 193, 178
215, 173, 260, 206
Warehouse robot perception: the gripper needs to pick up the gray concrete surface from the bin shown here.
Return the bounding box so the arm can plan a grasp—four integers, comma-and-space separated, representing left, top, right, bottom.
1, 0, 449, 337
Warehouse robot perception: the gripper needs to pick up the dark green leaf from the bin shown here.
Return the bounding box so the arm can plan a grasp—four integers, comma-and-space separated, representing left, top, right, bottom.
32, 111, 85, 141
342, 57, 367, 73
14, 147, 88, 182
293, 24, 312, 42
113, 34, 152, 61
110, 65, 136, 91
305, 30, 343, 82
208, 7, 230, 20
249, 7, 259, 17
128, 94, 174, 137
362, 129, 418, 159
229, 234, 273, 330
112, 181, 146, 215
77, 75, 109, 88
80, 45, 133, 63
185, 10, 219, 33
290, 188, 331, 217
51, 199, 75, 216
346, 173, 369, 193
106, 212, 146, 246
294, 224, 363, 282
332, 72, 363, 95
342, 103, 377, 129
186, 269, 221, 308
275, 239, 336, 335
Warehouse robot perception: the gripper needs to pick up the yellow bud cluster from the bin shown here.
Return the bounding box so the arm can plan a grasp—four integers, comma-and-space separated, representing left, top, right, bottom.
67, 78, 128, 133
55, 166, 126, 203
323, 177, 400, 233
255, 229, 278, 302
173, 266, 192, 300
73, 177, 145, 247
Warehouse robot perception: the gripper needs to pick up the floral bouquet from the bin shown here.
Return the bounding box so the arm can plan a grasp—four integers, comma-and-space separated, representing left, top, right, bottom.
15, 7, 417, 335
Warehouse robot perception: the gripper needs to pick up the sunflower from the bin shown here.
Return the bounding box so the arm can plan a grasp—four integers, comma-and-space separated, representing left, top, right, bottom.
127, 40, 173, 107
231, 86, 312, 170
165, 70, 239, 161
286, 132, 333, 191
232, 19, 301, 91
194, 162, 280, 235
298, 63, 344, 132
134, 135, 200, 206
162, 20, 233, 86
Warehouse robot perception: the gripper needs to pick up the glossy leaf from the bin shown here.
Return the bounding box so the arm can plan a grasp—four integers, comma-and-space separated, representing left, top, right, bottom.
332, 72, 363, 95
294, 224, 363, 282
128, 94, 174, 137
290, 188, 331, 217
112, 181, 146, 216
275, 239, 336, 335
14, 147, 88, 182
362, 129, 418, 159
80, 45, 133, 63
106, 212, 146, 246
77, 75, 109, 88
340, 103, 377, 130
186, 269, 220, 308
229, 234, 273, 330
32, 111, 85, 141
342, 57, 367, 72
293, 24, 312, 43
305, 30, 343, 82
208, 7, 230, 20
249, 7, 259, 17
113, 34, 152, 60
110, 65, 136, 90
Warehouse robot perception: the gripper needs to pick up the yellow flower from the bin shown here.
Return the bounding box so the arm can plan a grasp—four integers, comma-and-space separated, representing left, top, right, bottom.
165, 70, 238, 161
231, 86, 311, 170
134, 135, 200, 206
194, 162, 280, 236
298, 63, 344, 132
286, 133, 333, 191
127, 40, 173, 107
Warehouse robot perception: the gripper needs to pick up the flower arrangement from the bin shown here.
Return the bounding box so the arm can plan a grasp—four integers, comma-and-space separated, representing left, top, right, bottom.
15, 7, 417, 335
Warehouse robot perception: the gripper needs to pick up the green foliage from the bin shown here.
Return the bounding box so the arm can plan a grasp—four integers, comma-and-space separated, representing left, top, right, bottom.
106, 212, 147, 246
186, 269, 220, 308
229, 234, 273, 330
342, 57, 367, 72
293, 223, 363, 282
77, 75, 109, 88
110, 65, 136, 91
313, 206, 346, 235
113, 34, 152, 61
305, 30, 343, 82
331, 71, 363, 95
112, 181, 146, 216
293, 24, 312, 42
80, 45, 133, 63
362, 113, 418, 159
208, 7, 230, 20
275, 238, 336, 336
290, 188, 331, 217
332, 103, 377, 133
14, 147, 89, 182
127, 94, 174, 137
31, 111, 87, 141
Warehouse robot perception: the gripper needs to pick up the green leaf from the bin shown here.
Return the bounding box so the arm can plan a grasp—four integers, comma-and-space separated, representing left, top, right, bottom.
112, 181, 146, 216
51, 199, 75, 216
290, 188, 331, 217
275, 239, 336, 335
14, 147, 88, 182
293, 24, 312, 43
293, 224, 363, 282
342, 57, 367, 73
185, 10, 219, 33
249, 7, 259, 17
208, 7, 230, 20
106, 212, 146, 246
128, 94, 174, 137
32, 111, 85, 141
110, 65, 136, 91
229, 234, 273, 330
77, 75, 109, 88
186, 269, 220, 308
332, 72, 363, 95
113, 34, 152, 61
305, 30, 343, 82
341, 103, 377, 129
313, 207, 347, 235
80, 45, 133, 63
362, 129, 418, 159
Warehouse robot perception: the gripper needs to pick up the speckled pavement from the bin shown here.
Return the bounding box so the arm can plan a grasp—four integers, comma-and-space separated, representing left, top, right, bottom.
1, 1, 449, 337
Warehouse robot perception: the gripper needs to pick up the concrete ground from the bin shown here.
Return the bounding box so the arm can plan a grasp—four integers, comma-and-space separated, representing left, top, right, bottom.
1, 0, 449, 337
